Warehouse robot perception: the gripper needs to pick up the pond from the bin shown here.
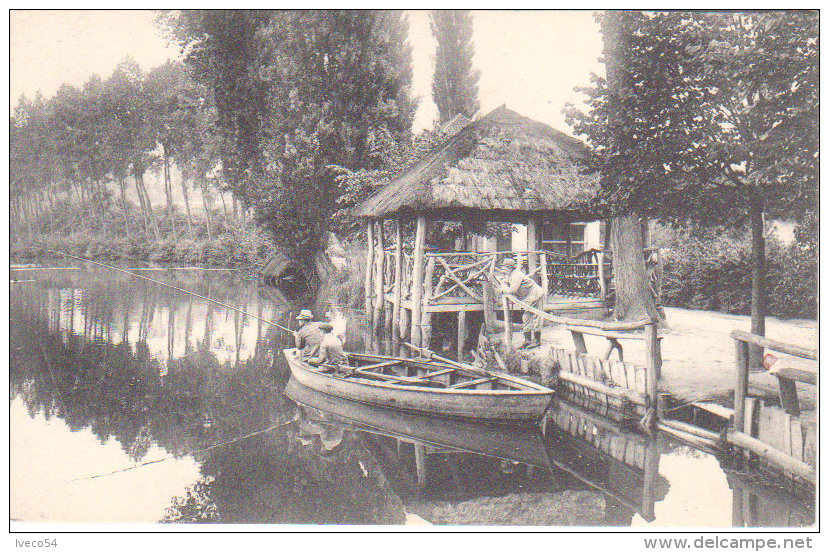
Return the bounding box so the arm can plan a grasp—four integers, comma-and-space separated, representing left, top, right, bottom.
9, 266, 815, 526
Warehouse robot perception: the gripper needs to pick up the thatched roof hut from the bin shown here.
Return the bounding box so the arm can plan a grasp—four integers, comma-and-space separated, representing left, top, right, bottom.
355, 105, 600, 223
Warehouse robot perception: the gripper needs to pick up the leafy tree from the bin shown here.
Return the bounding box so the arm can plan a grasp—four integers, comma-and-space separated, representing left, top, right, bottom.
163, 10, 417, 277
430, 10, 480, 123
565, 11, 818, 333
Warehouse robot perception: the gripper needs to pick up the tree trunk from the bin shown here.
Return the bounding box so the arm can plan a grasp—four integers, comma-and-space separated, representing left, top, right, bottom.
94, 179, 108, 236
610, 214, 661, 322
134, 174, 151, 237
137, 173, 161, 241
602, 11, 662, 324
118, 177, 133, 234
750, 192, 766, 371
180, 176, 195, 238
199, 178, 213, 240
163, 144, 174, 218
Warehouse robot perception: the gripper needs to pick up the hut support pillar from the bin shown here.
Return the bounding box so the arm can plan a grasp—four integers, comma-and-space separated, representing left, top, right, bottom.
421, 257, 436, 349
502, 296, 513, 352
457, 310, 468, 360
410, 215, 427, 348
392, 217, 404, 341
373, 220, 385, 332
527, 217, 538, 282
365, 221, 374, 326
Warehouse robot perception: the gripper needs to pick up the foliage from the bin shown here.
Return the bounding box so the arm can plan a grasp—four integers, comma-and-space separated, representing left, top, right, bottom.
657, 227, 817, 319
162, 10, 418, 268
430, 10, 480, 123
565, 11, 819, 227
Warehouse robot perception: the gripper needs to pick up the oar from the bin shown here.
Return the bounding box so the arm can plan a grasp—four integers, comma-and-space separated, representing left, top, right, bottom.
402, 343, 489, 375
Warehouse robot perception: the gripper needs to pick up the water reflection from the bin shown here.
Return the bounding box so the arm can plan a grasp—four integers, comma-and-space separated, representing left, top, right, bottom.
9, 267, 814, 526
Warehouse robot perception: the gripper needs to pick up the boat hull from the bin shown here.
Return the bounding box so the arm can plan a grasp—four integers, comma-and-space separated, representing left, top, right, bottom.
283, 349, 552, 423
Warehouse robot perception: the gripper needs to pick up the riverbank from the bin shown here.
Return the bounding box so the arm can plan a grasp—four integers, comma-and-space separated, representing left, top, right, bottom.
10, 228, 279, 272
517, 306, 817, 409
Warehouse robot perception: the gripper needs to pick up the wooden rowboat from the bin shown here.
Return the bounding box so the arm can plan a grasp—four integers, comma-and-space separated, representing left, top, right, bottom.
283, 348, 554, 423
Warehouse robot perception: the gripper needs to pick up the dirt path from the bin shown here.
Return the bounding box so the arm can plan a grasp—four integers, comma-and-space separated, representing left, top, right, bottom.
529, 307, 817, 408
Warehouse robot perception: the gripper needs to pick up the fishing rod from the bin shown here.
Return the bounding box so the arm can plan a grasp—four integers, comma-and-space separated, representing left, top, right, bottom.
46, 250, 296, 334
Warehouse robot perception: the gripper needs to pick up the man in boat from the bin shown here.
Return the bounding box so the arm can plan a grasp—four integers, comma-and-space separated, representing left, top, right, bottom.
309, 322, 349, 369
499, 257, 543, 349
294, 309, 324, 359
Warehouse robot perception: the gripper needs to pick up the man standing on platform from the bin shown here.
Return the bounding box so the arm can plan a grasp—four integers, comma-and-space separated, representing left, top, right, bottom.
499, 257, 544, 349
294, 309, 323, 359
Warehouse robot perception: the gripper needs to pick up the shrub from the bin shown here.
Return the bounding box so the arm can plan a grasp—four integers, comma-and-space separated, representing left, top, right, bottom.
658, 227, 817, 319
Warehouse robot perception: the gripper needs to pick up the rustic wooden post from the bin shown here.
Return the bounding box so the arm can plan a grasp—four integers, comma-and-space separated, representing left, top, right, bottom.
457, 310, 468, 360
410, 215, 427, 347
365, 221, 374, 326
482, 259, 496, 336
641, 436, 660, 522
414, 443, 427, 489
540, 251, 549, 317
421, 256, 436, 349
597, 250, 607, 300
733, 337, 751, 431
373, 220, 385, 331
527, 217, 538, 283
392, 216, 404, 341
645, 322, 662, 412
502, 295, 513, 352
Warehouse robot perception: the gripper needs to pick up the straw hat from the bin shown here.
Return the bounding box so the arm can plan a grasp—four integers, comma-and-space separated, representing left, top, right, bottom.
295, 309, 314, 320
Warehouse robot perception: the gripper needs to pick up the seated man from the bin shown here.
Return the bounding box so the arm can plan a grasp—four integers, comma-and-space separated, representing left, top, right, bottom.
310, 323, 348, 369
294, 309, 323, 359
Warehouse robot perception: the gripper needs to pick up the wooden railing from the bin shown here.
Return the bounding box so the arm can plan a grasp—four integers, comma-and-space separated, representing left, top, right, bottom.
730, 330, 817, 483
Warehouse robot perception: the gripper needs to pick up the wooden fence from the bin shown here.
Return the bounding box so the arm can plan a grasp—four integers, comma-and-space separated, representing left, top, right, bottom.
730, 330, 817, 484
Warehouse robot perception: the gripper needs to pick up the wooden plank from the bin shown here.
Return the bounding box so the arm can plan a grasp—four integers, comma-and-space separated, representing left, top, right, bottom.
790, 418, 804, 462
449, 376, 497, 389
355, 360, 404, 372
730, 330, 817, 360
571, 330, 588, 354
802, 422, 816, 466
727, 430, 816, 483
781, 411, 793, 458
457, 310, 467, 361
635, 363, 647, 395
769, 363, 816, 386
776, 377, 801, 416
610, 358, 626, 388
624, 362, 637, 392
624, 440, 636, 466
419, 368, 455, 379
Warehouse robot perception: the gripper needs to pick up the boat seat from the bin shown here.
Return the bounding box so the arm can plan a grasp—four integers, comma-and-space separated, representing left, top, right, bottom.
420, 368, 455, 379
354, 360, 403, 373
449, 376, 497, 389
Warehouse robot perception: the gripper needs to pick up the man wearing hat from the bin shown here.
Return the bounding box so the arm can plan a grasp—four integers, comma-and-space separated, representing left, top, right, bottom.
500, 257, 544, 349
294, 309, 324, 359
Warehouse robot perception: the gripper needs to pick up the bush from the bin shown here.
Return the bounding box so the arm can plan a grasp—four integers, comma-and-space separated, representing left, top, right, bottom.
659, 228, 817, 319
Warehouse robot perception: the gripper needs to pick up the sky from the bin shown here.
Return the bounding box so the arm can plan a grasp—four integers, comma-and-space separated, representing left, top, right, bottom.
9, 10, 604, 134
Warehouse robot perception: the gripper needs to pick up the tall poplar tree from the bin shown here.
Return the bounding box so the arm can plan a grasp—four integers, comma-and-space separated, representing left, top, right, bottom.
430, 10, 480, 123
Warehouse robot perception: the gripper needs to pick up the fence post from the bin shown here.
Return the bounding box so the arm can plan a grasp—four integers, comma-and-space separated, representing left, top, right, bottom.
410, 215, 426, 348
392, 216, 404, 341
645, 322, 662, 413
365, 221, 374, 326
733, 337, 751, 430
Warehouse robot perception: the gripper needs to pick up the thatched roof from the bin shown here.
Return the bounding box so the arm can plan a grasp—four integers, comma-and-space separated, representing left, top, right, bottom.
355, 106, 601, 221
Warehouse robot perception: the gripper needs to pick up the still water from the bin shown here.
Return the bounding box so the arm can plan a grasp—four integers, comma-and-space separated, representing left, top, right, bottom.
9, 266, 815, 526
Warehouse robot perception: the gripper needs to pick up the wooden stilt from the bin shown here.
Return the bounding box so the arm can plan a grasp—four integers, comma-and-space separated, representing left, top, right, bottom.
527, 217, 538, 282
410, 215, 427, 347
645, 322, 662, 412
421, 256, 436, 349
414, 443, 427, 489
640, 437, 661, 521
483, 259, 496, 336
392, 216, 404, 341
373, 220, 385, 331
457, 310, 468, 360
365, 221, 374, 326
502, 295, 513, 352
733, 338, 751, 430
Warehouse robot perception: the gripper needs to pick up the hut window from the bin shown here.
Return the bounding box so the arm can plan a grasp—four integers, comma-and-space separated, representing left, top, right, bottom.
541, 221, 586, 256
